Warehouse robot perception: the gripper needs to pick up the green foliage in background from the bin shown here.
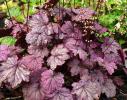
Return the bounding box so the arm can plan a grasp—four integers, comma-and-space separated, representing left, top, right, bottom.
0, 36, 16, 46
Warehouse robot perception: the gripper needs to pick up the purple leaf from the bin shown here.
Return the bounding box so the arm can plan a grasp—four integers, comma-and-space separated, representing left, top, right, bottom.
23, 82, 45, 100
72, 80, 101, 100
97, 57, 117, 75
47, 23, 59, 34
47, 44, 70, 70
72, 8, 95, 21
61, 21, 82, 39
8, 46, 23, 56
29, 11, 49, 29
104, 62, 117, 75
28, 45, 49, 59
30, 68, 47, 83
101, 38, 121, 54
50, 6, 70, 21
11, 24, 25, 38
5, 19, 17, 28
68, 59, 82, 76
94, 22, 107, 34
90, 70, 105, 84
104, 53, 122, 64
0, 45, 10, 62
25, 29, 52, 46
101, 79, 116, 97
64, 38, 87, 60
73, 47, 88, 60
48, 88, 73, 100
41, 69, 64, 93
21, 55, 43, 71
0, 56, 30, 88
80, 69, 91, 81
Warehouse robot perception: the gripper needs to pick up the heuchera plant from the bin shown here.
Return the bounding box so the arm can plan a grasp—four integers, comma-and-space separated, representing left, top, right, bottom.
0, 0, 126, 100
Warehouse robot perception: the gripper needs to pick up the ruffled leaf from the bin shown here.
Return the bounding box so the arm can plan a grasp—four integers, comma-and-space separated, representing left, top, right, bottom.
0, 45, 10, 62
41, 69, 64, 93
29, 11, 49, 29
97, 57, 117, 75
72, 8, 95, 21
25, 29, 52, 46
47, 44, 70, 70
64, 38, 87, 60
101, 79, 116, 98
61, 21, 82, 39
21, 55, 43, 71
48, 88, 73, 100
72, 80, 101, 100
23, 82, 45, 100
101, 38, 121, 54
28, 45, 49, 59
68, 59, 82, 76
0, 56, 30, 88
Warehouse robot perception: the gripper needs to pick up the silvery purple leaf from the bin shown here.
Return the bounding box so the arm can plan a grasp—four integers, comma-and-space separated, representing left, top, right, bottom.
64, 38, 87, 60
47, 44, 70, 70
0, 56, 30, 88
28, 45, 49, 59
21, 55, 43, 71
26, 29, 52, 46
29, 11, 49, 29
48, 88, 73, 100
72, 80, 101, 100
0, 45, 10, 62
61, 21, 82, 39
101, 79, 116, 97
68, 59, 82, 76
101, 37, 121, 54
41, 69, 64, 93
23, 82, 45, 100
97, 57, 117, 75
72, 8, 95, 21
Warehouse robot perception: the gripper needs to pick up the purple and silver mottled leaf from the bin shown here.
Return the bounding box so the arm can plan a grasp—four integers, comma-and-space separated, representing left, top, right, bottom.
0, 45, 10, 62
97, 57, 117, 75
30, 67, 47, 83
0, 56, 30, 88
47, 44, 70, 70
101, 37, 121, 54
26, 29, 52, 46
23, 82, 45, 100
21, 55, 43, 71
101, 79, 116, 97
29, 11, 49, 29
104, 53, 122, 64
61, 21, 82, 39
72, 80, 101, 100
68, 58, 82, 76
72, 8, 95, 21
41, 69, 64, 93
28, 45, 49, 59
48, 88, 73, 100
64, 38, 87, 60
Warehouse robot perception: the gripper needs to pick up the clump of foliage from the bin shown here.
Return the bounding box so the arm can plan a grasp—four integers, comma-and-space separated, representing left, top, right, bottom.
1, 0, 127, 47
0, 0, 126, 100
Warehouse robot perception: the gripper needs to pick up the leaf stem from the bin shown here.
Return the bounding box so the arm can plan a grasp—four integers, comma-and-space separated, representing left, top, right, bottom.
4, 0, 14, 25
26, 0, 30, 25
